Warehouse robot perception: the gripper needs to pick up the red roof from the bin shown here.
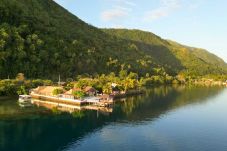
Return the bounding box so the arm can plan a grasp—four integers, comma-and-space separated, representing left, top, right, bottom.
84, 86, 96, 92
64, 88, 82, 95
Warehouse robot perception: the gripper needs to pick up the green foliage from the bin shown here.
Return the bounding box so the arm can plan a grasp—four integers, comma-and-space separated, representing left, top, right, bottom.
119, 70, 128, 80
52, 88, 64, 96
102, 83, 112, 94
76, 78, 93, 89
127, 72, 138, 79
103, 29, 227, 76
72, 91, 86, 99
31, 79, 52, 87
140, 74, 176, 86
51, 107, 61, 115
0, 0, 226, 81
17, 85, 27, 95
0, 78, 53, 96
64, 83, 74, 91
0, 80, 17, 96
72, 111, 85, 118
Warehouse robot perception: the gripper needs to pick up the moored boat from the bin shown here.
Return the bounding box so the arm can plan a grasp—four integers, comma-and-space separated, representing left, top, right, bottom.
18, 95, 32, 103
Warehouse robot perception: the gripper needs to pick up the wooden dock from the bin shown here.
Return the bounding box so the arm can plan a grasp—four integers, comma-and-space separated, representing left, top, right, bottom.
31, 94, 87, 106
31, 99, 113, 113
31, 93, 114, 107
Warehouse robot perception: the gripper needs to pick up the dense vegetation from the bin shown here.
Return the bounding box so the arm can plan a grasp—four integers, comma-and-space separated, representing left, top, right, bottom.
0, 73, 52, 96
103, 29, 227, 76
0, 0, 158, 79
0, 70, 184, 96
0, 0, 226, 81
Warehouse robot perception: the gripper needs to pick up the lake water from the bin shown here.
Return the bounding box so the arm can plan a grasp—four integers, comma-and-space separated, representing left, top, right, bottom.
0, 86, 227, 151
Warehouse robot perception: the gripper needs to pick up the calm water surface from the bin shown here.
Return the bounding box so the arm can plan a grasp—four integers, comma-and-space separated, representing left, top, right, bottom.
0, 86, 227, 151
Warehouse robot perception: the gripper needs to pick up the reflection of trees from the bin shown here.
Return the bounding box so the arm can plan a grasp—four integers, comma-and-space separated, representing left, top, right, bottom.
171, 86, 222, 107
0, 86, 225, 151
0, 110, 110, 151
113, 86, 177, 117
0, 100, 50, 120
114, 86, 224, 121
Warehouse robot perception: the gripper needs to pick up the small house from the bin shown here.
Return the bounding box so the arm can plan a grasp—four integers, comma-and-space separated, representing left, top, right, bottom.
84, 86, 97, 96
60, 89, 74, 99
61, 88, 82, 99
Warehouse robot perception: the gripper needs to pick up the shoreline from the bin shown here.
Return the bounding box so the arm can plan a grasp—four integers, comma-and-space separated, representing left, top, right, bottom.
1, 83, 226, 100
0, 96, 18, 101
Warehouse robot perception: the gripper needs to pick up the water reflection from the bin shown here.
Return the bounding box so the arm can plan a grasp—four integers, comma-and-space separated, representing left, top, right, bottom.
31, 99, 113, 114
0, 86, 225, 151
112, 85, 224, 122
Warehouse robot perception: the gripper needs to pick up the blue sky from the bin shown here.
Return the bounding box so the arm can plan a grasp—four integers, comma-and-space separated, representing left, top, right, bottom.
54, 0, 227, 62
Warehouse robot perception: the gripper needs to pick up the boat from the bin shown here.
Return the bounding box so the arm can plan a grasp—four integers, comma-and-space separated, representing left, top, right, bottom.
18, 102, 33, 107
18, 95, 32, 103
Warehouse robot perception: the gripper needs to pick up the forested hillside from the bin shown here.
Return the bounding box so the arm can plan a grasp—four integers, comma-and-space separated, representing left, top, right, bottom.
0, 0, 226, 80
103, 29, 227, 76
0, 0, 156, 79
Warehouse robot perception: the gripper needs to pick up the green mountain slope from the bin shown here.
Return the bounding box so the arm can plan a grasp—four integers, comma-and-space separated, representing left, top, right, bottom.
103, 29, 227, 76
0, 0, 226, 80
0, 0, 155, 79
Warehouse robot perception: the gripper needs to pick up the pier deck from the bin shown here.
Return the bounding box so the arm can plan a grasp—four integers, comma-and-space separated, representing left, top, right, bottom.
31, 99, 113, 113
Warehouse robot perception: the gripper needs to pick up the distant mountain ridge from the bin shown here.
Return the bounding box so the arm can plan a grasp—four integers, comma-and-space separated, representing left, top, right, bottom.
0, 0, 226, 79
102, 29, 227, 76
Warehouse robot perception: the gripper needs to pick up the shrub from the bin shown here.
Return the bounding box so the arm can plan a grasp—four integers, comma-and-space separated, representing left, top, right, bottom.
52, 88, 64, 96
72, 91, 86, 99
17, 85, 27, 95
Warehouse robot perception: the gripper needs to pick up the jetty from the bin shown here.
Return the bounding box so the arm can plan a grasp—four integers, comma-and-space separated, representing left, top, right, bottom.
30, 86, 113, 107
31, 93, 113, 107
31, 99, 113, 113
23, 86, 144, 113
31, 93, 87, 106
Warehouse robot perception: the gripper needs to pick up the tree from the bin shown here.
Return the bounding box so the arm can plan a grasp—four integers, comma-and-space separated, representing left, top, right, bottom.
52, 88, 64, 96
127, 72, 138, 80
121, 78, 137, 91
16, 73, 25, 81
119, 70, 127, 80
102, 83, 112, 94
17, 85, 27, 95
72, 91, 86, 99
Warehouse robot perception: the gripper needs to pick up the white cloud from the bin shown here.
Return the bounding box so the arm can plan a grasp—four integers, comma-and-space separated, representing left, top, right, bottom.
161, 0, 181, 8
101, 0, 136, 22
113, 5, 132, 11
144, 8, 169, 20
124, 1, 136, 6
188, 0, 203, 10
144, 0, 181, 22
101, 8, 128, 21
107, 0, 136, 6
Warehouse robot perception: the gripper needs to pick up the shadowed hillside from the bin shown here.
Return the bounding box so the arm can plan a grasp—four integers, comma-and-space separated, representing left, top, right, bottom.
0, 0, 226, 80
103, 29, 227, 76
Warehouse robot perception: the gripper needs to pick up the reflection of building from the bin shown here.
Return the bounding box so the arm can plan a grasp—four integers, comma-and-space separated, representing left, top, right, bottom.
98, 94, 113, 102
223, 80, 227, 86
31, 99, 113, 114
